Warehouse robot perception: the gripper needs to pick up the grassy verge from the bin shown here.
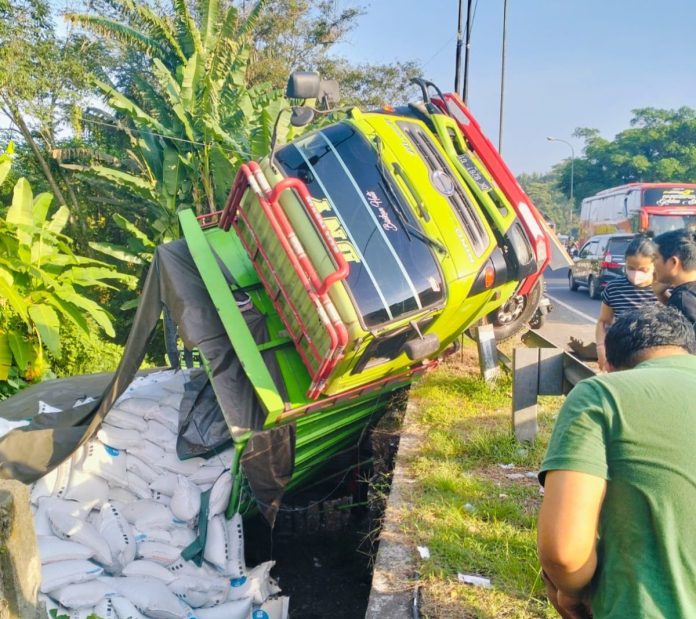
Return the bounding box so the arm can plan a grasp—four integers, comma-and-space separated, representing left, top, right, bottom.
403, 347, 563, 619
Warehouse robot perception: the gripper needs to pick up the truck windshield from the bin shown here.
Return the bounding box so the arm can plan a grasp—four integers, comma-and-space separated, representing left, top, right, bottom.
648, 214, 696, 235
274, 122, 445, 328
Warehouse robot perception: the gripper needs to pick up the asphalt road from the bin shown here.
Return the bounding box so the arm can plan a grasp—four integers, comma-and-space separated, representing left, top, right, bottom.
536, 267, 602, 353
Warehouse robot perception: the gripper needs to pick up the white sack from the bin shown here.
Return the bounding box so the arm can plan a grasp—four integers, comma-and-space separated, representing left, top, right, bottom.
158, 453, 205, 477
194, 599, 253, 619
51, 458, 73, 500
31, 467, 58, 504
128, 441, 166, 470
53, 580, 117, 609
146, 406, 179, 434
126, 454, 160, 484
150, 473, 179, 497
123, 559, 176, 584
144, 420, 178, 448
105, 409, 148, 432
48, 511, 112, 566
127, 472, 152, 500
120, 501, 173, 530
203, 516, 227, 572
97, 425, 141, 451
111, 596, 147, 619
150, 490, 172, 506
38, 536, 93, 564
225, 512, 246, 579
189, 465, 226, 486
95, 596, 118, 619
134, 528, 172, 545
40, 560, 103, 593
113, 397, 159, 417
99, 503, 136, 573
168, 575, 229, 609
169, 527, 196, 548
170, 475, 201, 522
64, 464, 109, 510
255, 596, 290, 619
136, 541, 181, 565
107, 576, 196, 619
33, 499, 88, 537
208, 474, 233, 518
82, 442, 129, 488
108, 487, 138, 505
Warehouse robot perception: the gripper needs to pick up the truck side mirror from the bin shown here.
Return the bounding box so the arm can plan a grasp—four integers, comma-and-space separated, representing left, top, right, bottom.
318, 79, 340, 109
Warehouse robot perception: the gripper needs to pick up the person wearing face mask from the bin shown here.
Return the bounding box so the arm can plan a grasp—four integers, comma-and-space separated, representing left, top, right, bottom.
652, 228, 696, 329
595, 235, 658, 370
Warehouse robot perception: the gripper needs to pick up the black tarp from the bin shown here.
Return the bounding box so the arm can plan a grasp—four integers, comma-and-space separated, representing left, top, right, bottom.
0, 239, 295, 522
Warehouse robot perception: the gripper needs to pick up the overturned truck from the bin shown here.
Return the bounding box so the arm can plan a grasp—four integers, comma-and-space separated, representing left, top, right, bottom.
0, 73, 560, 618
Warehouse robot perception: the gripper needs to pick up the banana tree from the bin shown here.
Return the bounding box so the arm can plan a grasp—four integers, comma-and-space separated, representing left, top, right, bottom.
0, 153, 137, 382
64, 0, 292, 243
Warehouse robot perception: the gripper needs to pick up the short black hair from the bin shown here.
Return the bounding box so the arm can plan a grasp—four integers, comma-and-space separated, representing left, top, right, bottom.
625, 234, 656, 259
605, 305, 696, 369
654, 228, 696, 270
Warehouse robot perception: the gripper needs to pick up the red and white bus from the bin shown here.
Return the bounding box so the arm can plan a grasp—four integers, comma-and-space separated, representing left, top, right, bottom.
579, 182, 696, 242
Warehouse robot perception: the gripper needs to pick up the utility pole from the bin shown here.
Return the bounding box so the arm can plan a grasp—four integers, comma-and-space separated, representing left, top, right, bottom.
498, 0, 509, 154
463, 0, 473, 103
547, 137, 576, 227
454, 0, 465, 94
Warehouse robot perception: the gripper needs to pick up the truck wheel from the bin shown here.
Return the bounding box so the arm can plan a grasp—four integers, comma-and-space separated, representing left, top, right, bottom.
489, 278, 543, 342
588, 276, 600, 300
568, 272, 579, 291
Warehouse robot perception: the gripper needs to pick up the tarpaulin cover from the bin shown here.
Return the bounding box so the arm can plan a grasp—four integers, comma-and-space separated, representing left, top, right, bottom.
0, 239, 295, 516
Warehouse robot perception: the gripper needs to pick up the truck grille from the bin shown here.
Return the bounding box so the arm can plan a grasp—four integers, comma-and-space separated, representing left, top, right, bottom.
397, 121, 489, 256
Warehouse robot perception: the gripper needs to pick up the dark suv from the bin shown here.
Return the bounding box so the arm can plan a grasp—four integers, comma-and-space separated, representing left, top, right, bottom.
568, 233, 636, 299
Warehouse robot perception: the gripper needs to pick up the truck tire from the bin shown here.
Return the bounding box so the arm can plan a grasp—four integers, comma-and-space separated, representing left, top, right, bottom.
568, 272, 579, 291
588, 276, 601, 300
489, 278, 544, 342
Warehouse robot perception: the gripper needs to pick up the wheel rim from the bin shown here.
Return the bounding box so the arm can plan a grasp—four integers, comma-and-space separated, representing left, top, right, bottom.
495, 295, 526, 325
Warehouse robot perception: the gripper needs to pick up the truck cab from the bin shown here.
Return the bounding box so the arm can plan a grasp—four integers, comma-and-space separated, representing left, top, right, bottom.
215, 75, 545, 398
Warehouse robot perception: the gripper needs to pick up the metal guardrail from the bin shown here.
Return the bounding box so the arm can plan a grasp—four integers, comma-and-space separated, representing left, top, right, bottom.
492, 329, 597, 442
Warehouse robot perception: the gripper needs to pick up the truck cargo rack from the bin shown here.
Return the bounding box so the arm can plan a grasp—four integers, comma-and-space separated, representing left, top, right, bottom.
219, 162, 350, 399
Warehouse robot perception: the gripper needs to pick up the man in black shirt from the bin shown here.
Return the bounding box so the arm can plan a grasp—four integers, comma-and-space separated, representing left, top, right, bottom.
653, 229, 696, 327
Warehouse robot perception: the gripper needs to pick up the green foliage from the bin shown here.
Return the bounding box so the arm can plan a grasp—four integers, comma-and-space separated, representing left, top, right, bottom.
248, 0, 422, 105
558, 107, 696, 204
518, 171, 574, 234
65, 0, 294, 242
49, 319, 124, 378
49, 611, 102, 619
0, 150, 136, 386
402, 358, 560, 617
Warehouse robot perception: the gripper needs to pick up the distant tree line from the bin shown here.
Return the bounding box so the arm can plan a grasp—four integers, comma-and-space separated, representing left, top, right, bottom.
521, 107, 696, 233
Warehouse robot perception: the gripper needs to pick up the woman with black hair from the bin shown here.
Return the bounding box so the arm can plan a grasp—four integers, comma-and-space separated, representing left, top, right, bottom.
653, 228, 696, 328
595, 234, 658, 370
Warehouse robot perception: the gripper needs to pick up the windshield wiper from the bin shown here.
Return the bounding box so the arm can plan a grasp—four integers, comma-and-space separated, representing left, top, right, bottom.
373, 138, 447, 256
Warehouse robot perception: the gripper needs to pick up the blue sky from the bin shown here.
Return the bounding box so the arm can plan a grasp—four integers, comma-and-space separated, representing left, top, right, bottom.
333, 0, 696, 175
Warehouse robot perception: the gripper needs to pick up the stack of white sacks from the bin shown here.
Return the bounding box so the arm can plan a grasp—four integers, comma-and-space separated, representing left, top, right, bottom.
30, 370, 289, 619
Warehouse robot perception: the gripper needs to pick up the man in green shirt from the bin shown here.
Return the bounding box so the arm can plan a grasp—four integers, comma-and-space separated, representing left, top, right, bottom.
538, 305, 696, 618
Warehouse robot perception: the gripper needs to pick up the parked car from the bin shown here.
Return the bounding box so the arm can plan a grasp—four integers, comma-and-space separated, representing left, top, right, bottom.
568, 233, 636, 298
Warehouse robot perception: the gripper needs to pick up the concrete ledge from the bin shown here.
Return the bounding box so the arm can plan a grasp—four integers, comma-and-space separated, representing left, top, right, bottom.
0, 480, 41, 618
365, 399, 419, 618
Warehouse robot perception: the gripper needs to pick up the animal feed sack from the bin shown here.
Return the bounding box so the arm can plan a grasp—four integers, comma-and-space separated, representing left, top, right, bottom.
26, 370, 289, 618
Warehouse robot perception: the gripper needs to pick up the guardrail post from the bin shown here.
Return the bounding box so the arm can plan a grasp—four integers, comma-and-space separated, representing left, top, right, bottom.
512, 348, 539, 441
475, 324, 500, 383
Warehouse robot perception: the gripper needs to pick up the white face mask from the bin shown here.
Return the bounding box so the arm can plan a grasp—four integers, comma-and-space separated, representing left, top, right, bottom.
626, 269, 653, 286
